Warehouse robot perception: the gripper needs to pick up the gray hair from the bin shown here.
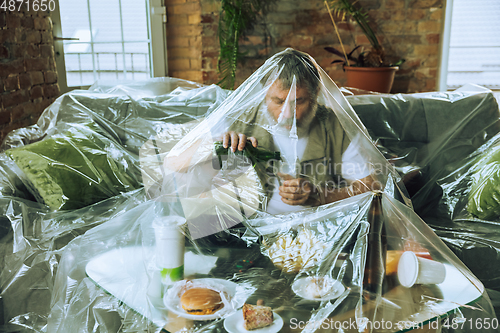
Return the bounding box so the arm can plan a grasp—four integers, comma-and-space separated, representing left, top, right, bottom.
264, 49, 321, 100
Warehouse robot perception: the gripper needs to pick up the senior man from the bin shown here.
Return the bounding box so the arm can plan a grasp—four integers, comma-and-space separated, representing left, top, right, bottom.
220, 49, 377, 214
164, 48, 378, 218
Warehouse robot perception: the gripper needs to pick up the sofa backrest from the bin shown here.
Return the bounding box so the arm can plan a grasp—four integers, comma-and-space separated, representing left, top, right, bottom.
348, 91, 500, 179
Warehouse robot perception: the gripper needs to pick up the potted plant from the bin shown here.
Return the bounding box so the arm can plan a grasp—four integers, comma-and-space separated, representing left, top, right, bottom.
324, 0, 405, 93
217, 0, 276, 89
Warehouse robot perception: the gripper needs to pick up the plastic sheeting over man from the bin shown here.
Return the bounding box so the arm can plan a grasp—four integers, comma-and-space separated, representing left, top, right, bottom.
0, 50, 498, 333
160, 49, 406, 239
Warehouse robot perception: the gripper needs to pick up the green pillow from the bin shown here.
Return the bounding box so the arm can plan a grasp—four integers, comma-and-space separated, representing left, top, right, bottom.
468, 144, 500, 220
5, 125, 141, 211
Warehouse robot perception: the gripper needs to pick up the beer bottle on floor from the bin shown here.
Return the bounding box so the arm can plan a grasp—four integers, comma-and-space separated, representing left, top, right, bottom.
363, 191, 387, 300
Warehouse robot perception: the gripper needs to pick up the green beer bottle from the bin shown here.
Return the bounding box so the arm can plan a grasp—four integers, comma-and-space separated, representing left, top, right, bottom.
213, 141, 281, 170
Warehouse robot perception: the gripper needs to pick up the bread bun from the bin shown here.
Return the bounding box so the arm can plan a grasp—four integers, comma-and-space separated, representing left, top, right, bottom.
180, 288, 224, 315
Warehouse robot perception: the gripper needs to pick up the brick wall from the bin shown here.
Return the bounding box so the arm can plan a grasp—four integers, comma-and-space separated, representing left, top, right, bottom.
164, 0, 204, 83
0, 9, 59, 142
165, 0, 443, 93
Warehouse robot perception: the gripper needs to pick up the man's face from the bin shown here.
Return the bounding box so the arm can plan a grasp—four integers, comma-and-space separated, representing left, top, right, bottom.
265, 81, 314, 130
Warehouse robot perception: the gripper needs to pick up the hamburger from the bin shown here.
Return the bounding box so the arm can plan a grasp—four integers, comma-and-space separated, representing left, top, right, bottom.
180, 287, 224, 315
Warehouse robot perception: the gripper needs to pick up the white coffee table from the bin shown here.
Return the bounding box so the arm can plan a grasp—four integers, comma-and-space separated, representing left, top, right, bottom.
86, 246, 484, 332
85, 246, 218, 328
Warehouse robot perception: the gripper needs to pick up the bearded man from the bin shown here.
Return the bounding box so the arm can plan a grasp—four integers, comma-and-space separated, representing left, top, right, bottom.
222, 49, 376, 214
164, 48, 377, 217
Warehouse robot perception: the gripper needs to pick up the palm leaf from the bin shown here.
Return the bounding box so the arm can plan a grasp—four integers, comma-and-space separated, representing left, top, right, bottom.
217, 0, 276, 89
327, 0, 381, 51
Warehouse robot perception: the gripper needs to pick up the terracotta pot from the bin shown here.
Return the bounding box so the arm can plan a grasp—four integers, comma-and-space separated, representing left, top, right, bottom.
344, 66, 399, 93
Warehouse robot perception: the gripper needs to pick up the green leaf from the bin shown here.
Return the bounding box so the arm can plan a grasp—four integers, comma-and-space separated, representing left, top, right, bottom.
217, 0, 277, 89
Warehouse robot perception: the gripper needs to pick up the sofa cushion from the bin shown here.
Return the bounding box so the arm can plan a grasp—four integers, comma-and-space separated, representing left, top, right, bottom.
468, 143, 500, 219
5, 125, 142, 211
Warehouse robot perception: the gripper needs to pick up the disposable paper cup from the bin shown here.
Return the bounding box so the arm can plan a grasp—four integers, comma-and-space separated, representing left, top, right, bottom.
397, 251, 446, 288
153, 216, 186, 285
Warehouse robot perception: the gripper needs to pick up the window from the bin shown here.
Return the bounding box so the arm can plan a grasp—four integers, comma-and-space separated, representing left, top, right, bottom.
52, 0, 167, 93
439, 0, 500, 90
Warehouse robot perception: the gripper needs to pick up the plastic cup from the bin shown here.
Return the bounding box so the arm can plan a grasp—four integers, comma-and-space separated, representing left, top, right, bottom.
277, 160, 295, 186
397, 251, 446, 288
153, 216, 186, 285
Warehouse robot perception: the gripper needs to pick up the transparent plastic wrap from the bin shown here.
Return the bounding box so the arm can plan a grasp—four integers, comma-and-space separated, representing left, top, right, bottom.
414, 132, 500, 299
346, 86, 500, 313
4, 123, 142, 211
0, 78, 229, 331
1, 56, 497, 333
0, 189, 147, 332
0, 78, 229, 209
156, 48, 409, 241
245, 192, 498, 333
346, 84, 500, 207
42, 192, 498, 333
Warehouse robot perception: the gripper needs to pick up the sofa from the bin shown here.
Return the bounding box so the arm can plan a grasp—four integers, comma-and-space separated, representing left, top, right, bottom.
0, 78, 499, 331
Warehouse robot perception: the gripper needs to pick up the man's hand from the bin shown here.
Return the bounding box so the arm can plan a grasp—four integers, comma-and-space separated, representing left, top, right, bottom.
322, 175, 380, 204
278, 173, 316, 206
222, 131, 258, 152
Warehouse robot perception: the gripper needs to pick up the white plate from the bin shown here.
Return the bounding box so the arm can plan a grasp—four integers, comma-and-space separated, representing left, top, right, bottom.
291, 276, 345, 301
224, 309, 283, 333
164, 278, 244, 320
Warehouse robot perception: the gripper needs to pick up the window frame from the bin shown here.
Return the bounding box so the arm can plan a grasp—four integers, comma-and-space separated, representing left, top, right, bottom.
438, 0, 454, 91
51, 0, 167, 94
439, 0, 500, 91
